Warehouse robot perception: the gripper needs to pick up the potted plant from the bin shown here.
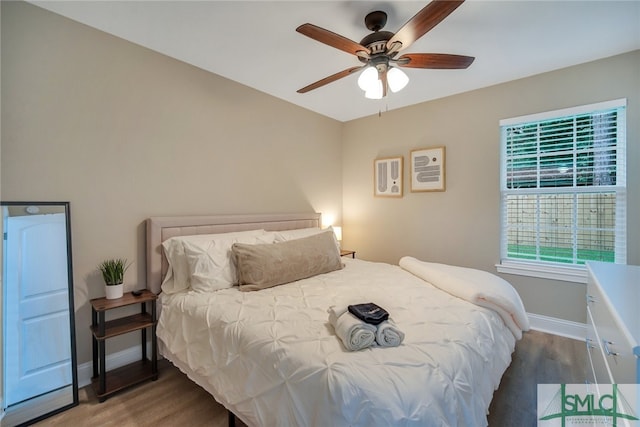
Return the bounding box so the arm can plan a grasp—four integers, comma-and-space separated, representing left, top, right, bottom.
98, 258, 130, 299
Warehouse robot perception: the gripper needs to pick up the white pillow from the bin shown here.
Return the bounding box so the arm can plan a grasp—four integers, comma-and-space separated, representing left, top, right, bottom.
161, 229, 268, 294
273, 227, 324, 242
184, 232, 276, 293
274, 227, 340, 251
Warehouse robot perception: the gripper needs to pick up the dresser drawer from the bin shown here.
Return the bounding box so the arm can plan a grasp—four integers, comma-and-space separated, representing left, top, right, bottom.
586, 306, 612, 384
587, 282, 637, 383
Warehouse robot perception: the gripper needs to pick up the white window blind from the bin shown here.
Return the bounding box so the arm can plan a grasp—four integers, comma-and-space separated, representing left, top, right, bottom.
498, 99, 626, 282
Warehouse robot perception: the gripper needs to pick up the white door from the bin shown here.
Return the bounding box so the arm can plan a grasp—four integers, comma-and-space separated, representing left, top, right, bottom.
4, 213, 73, 407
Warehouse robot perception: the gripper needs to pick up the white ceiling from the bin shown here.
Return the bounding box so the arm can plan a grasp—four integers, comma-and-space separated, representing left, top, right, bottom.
30, 1, 640, 122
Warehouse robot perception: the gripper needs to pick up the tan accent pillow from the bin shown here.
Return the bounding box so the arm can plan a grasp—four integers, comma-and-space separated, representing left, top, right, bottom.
232, 230, 342, 291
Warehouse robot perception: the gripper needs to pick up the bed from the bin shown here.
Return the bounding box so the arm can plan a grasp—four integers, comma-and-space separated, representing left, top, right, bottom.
146, 212, 529, 427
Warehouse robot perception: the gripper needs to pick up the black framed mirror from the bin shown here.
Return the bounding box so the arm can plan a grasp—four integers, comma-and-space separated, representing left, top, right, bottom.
2, 201, 78, 426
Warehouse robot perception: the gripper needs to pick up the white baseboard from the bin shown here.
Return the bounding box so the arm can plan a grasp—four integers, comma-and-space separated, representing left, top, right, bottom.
527, 312, 586, 341
78, 343, 152, 388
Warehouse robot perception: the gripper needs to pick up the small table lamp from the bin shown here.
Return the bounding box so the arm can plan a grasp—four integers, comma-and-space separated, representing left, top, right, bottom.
332, 226, 342, 246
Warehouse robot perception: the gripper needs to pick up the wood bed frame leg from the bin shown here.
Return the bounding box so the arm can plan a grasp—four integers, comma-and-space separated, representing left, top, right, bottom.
228, 410, 236, 427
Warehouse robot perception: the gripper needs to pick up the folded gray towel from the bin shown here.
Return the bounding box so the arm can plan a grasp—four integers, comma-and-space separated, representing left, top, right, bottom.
375, 319, 404, 347
328, 305, 376, 351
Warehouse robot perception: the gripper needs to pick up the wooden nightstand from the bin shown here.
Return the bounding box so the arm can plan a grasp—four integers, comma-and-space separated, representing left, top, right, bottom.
340, 249, 356, 259
90, 290, 158, 402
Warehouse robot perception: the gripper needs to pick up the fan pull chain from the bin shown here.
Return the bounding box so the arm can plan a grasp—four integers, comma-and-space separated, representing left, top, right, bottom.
378, 102, 389, 118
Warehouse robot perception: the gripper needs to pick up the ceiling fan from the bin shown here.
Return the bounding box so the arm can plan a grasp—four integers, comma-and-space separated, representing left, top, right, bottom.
296, 0, 474, 99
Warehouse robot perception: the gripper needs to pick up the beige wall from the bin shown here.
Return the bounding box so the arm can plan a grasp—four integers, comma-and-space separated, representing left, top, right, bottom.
342, 50, 640, 323
1, 2, 343, 365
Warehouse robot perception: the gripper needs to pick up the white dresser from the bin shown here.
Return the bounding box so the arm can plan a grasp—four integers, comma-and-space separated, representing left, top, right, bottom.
586, 262, 640, 384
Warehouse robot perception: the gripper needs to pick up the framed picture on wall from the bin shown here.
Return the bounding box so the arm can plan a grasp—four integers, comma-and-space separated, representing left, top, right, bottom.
410, 146, 446, 192
374, 156, 403, 197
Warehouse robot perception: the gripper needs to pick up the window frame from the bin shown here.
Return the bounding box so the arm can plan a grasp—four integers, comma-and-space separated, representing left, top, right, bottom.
496, 99, 627, 283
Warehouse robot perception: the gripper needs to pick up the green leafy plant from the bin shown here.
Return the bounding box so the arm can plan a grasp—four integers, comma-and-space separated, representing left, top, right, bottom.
98, 258, 131, 285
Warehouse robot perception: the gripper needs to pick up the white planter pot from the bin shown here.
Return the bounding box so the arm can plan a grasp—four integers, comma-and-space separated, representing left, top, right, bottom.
105, 283, 124, 300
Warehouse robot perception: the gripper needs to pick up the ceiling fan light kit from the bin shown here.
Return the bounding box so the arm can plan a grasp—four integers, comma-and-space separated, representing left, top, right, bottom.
365, 80, 384, 100
387, 67, 409, 93
357, 67, 378, 91
359, 66, 408, 99
296, 0, 474, 100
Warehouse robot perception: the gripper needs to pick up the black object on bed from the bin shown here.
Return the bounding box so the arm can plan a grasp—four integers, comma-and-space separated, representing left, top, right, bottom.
348, 303, 389, 325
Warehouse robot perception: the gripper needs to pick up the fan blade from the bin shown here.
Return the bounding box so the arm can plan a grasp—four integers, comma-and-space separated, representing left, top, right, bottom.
397, 53, 474, 69
387, 0, 465, 52
297, 66, 364, 94
296, 23, 370, 57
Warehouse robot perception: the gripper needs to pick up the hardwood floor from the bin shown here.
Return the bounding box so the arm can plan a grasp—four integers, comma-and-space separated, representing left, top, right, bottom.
487, 330, 586, 427
34, 330, 585, 427
32, 359, 230, 427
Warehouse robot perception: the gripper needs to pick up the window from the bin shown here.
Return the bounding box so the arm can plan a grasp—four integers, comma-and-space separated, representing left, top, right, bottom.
498, 99, 626, 283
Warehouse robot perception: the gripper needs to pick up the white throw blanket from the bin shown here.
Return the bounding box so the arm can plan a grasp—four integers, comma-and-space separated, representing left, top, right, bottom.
399, 256, 530, 339
328, 306, 376, 351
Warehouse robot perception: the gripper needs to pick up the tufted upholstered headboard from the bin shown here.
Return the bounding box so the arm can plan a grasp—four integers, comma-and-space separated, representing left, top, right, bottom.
145, 212, 322, 294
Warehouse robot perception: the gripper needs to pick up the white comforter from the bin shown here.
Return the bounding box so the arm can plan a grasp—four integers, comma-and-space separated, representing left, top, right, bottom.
158, 258, 519, 427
